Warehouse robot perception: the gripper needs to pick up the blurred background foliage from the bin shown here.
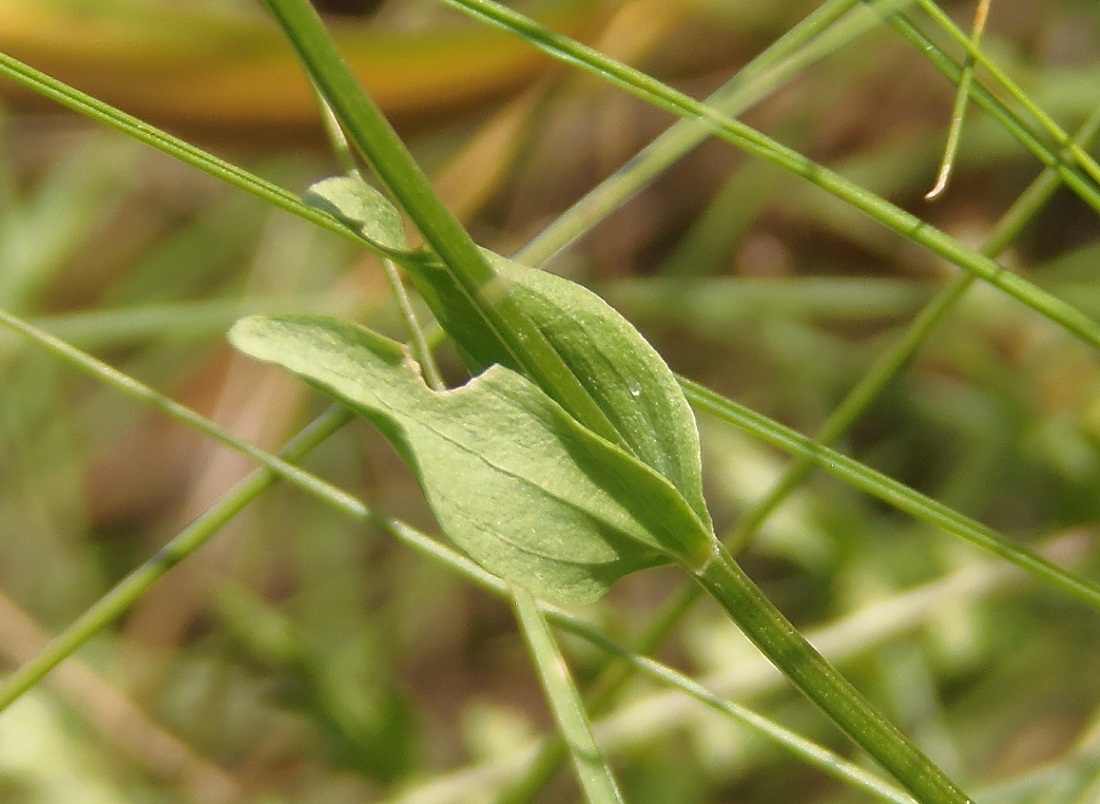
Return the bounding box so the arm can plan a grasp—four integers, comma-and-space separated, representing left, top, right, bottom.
0, 0, 1099, 801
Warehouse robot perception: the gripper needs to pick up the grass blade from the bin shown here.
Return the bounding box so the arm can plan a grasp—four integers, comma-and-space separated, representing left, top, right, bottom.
913, 0, 1100, 191
0, 307, 362, 513
0, 50, 351, 239
681, 376, 1100, 610
0, 406, 354, 712
512, 588, 624, 803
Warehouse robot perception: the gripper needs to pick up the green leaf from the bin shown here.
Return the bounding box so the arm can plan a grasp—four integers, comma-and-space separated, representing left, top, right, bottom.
229, 314, 715, 604
484, 252, 711, 529
304, 175, 413, 257
303, 175, 532, 395
302, 175, 710, 527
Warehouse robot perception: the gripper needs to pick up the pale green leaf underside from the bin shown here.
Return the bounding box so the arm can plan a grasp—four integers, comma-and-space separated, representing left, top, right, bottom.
455, 251, 711, 529
303, 175, 711, 532
229, 314, 714, 604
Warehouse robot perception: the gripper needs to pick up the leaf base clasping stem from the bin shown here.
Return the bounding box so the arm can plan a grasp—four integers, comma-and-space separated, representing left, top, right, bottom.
693, 544, 974, 804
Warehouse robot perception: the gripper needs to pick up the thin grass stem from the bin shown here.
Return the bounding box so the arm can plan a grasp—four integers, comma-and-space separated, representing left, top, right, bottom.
518, 0, 921, 264
694, 544, 972, 803
311, 83, 445, 389
682, 376, 1100, 610
0, 405, 354, 712
727, 101, 1100, 553
883, 10, 1100, 210
511, 587, 624, 803
0, 307, 363, 514
0, 52, 356, 242
260, 0, 623, 447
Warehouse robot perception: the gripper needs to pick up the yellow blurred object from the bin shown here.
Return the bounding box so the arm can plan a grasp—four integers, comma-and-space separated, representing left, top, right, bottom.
0, 0, 596, 134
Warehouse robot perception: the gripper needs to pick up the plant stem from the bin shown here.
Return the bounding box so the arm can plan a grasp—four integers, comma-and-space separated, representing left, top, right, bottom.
311, 84, 445, 388
511, 587, 624, 803
0, 308, 363, 513
259, 0, 622, 446
694, 545, 973, 803
909, 0, 1100, 191
0, 51, 350, 240
683, 375, 1100, 610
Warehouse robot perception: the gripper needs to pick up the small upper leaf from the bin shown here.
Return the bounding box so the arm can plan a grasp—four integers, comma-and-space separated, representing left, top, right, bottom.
305, 175, 412, 257
229, 314, 715, 604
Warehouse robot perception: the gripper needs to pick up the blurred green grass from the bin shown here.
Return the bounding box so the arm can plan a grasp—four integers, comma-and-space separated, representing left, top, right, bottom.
0, 0, 1099, 801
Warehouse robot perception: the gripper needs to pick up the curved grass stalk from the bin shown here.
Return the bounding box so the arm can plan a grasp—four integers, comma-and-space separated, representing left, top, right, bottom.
914, 0, 1100, 192
925, 0, 991, 200
880, 12, 1100, 211
869, 4, 1100, 215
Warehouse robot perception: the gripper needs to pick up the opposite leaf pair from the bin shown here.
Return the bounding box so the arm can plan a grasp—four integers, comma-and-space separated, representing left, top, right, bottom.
230, 176, 717, 604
